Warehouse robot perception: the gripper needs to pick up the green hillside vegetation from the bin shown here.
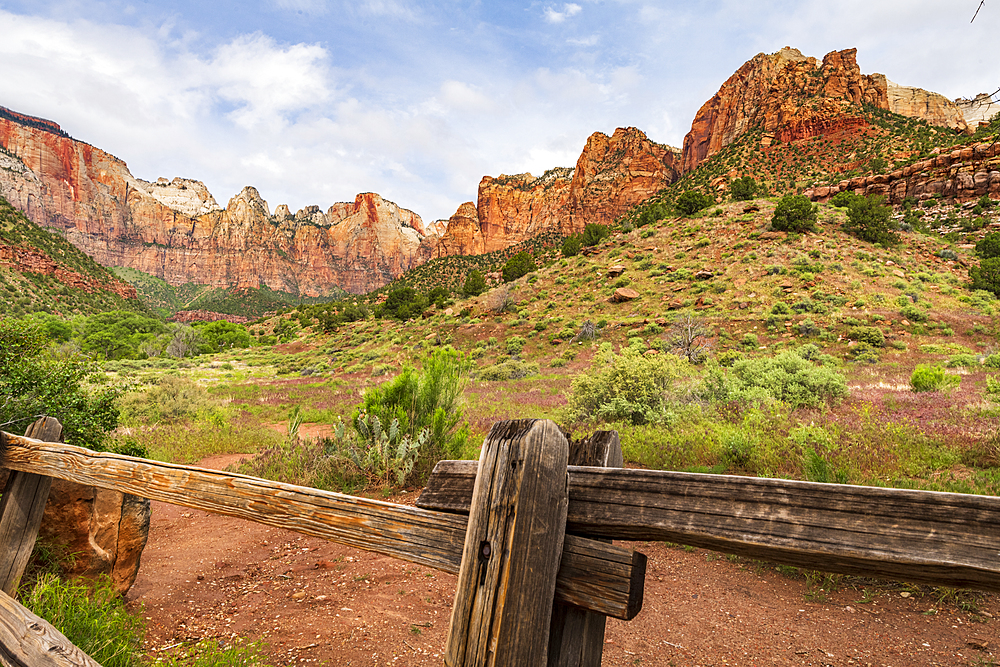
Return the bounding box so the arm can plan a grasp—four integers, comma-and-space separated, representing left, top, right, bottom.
0, 197, 145, 317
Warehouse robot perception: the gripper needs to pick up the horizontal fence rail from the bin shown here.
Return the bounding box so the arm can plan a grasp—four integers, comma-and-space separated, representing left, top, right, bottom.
418, 460, 1000, 593
0, 432, 643, 620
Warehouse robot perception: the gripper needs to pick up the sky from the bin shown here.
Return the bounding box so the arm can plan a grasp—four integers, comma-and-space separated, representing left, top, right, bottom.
0, 1, 995, 223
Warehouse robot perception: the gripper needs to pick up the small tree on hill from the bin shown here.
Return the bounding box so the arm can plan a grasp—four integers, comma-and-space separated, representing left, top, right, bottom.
730, 176, 758, 201
771, 194, 817, 232
463, 269, 487, 296
976, 232, 1000, 259
676, 190, 712, 216
501, 251, 536, 282
580, 223, 610, 247
970, 257, 1000, 296
561, 235, 582, 257
843, 195, 899, 246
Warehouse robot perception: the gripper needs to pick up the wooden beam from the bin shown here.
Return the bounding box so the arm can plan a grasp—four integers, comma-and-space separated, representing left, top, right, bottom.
417, 460, 1000, 593
0, 432, 642, 620
445, 419, 568, 666
0, 588, 100, 667
0, 418, 62, 596
547, 431, 623, 667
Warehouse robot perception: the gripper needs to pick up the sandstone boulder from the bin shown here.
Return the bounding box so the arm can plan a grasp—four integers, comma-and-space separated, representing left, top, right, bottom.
610, 287, 640, 303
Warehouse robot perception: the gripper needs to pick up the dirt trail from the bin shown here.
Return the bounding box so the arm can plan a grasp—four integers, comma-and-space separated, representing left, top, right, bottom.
126, 456, 997, 666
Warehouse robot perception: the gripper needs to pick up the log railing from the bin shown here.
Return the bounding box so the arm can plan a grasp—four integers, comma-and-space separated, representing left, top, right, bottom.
1, 417, 999, 666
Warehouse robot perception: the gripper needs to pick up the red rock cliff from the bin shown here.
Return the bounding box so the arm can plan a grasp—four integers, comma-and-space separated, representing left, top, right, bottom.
681, 47, 968, 173
433, 127, 680, 256
0, 111, 440, 296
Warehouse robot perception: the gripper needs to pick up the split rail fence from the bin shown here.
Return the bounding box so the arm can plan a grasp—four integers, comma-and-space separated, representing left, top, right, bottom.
0, 416, 998, 666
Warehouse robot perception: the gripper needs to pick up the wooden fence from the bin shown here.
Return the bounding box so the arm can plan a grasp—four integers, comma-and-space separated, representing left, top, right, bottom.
0, 417, 998, 666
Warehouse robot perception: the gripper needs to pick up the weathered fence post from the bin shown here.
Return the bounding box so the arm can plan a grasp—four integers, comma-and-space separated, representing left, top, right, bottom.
445, 419, 569, 666
547, 431, 623, 667
0, 417, 62, 596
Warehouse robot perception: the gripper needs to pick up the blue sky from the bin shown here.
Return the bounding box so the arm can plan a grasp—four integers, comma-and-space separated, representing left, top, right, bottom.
0, 1, 994, 222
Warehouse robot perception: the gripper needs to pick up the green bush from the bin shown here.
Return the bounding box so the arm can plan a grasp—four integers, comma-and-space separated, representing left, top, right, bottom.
0, 318, 123, 449
505, 335, 527, 357
771, 195, 817, 233
354, 347, 470, 477
476, 359, 539, 381
711, 349, 848, 408
580, 223, 611, 247
566, 347, 689, 425
379, 287, 427, 320
970, 257, 1000, 297
676, 190, 713, 216
910, 364, 960, 392
561, 235, 582, 257
730, 176, 758, 201
829, 191, 860, 208
462, 270, 487, 296
899, 304, 928, 323
976, 233, 1000, 259
502, 251, 536, 282
848, 326, 885, 348
770, 302, 793, 316
843, 195, 899, 246
194, 320, 251, 353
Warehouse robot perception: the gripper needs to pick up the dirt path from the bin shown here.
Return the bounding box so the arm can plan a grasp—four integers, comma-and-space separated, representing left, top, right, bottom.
126, 456, 997, 666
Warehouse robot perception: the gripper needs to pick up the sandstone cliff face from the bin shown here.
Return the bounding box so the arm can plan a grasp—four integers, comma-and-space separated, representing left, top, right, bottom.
433, 127, 680, 257
0, 110, 440, 295
681, 47, 968, 173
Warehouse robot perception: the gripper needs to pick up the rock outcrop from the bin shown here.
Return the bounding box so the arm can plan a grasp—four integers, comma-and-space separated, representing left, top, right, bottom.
432, 127, 680, 256
803, 141, 1000, 204
0, 107, 442, 295
956, 93, 1000, 128
681, 47, 968, 173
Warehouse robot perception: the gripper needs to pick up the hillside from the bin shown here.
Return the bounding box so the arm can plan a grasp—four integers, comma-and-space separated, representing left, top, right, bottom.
0, 195, 144, 317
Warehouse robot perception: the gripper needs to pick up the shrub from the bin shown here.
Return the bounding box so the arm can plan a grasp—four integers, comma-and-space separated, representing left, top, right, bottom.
676, 190, 713, 216
712, 350, 848, 408
899, 304, 928, 322
505, 335, 527, 357
848, 342, 880, 364
843, 195, 899, 246
771, 195, 817, 233
730, 176, 758, 201
502, 251, 536, 282
566, 347, 689, 425
829, 191, 860, 208
462, 270, 487, 296
379, 287, 426, 320
561, 235, 582, 257
848, 326, 885, 348
741, 333, 759, 350
354, 347, 470, 474
910, 364, 960, 392
970, 257, 1000, 297
476, 359, 539, 381
581, 223, 610, 247
770, 302, 793, 316
0, 318, 123, 449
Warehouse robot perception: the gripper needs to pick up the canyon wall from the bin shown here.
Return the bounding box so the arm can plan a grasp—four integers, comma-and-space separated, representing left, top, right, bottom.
0, 109, 440, 295
431, 127, 681, 257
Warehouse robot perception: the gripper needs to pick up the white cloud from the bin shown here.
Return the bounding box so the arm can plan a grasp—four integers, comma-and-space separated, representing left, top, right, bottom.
544, 3, 582, 24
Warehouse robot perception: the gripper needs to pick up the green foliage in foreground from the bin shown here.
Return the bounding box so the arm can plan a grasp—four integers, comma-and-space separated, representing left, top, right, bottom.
730, 176, 758, 201
24, 575, 144, 667
843, 194, 899, 246
567, 345, 690, 425
0, 317, 122, 448
355, 347, 470, 479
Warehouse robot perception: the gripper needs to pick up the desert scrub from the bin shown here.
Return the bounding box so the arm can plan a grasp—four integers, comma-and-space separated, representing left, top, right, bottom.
566, 345, 689, 425
910, 364, 960, 392
476, 359, 539, 381
707, 349, 848, 408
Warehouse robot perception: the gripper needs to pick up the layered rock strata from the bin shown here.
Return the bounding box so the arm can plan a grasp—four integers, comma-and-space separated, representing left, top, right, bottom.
682, 47, 968, 173
803, 141, 1000, 204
